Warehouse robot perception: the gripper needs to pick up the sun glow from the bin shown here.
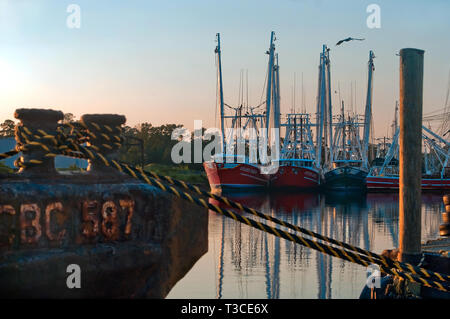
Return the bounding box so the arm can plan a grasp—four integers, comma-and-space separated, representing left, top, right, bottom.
0, 59, 29, 92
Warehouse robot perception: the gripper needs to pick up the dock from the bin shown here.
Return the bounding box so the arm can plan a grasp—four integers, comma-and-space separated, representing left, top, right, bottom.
0, 110, 208, 298
423, 237, 450, 257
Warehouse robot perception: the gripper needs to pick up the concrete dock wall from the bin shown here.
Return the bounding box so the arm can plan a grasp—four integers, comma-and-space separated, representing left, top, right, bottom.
0, 173, 208, 298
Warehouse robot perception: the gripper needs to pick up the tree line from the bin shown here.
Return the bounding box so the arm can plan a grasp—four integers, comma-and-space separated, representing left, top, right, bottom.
119, 123, 212, 170
0, 118, 210, 170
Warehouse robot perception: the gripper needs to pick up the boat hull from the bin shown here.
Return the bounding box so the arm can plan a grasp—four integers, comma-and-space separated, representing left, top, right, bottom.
366, 176, 450, 191
324, 166, 367, 191
203, 161, 269, 192
270, 165, 320, 189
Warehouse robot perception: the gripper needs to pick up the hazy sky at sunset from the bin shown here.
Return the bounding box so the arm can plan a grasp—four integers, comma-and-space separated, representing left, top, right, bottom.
0, 0, 449, 138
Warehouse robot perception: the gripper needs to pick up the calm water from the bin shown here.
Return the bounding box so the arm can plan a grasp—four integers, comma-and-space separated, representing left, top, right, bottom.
166, 191, 443, 299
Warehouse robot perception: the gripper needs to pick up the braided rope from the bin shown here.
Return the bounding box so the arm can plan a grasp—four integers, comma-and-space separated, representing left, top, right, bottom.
0, 149, 18, 160
7, 122, 450, 292
14, 125, 450, 285
143, 170, 450, 284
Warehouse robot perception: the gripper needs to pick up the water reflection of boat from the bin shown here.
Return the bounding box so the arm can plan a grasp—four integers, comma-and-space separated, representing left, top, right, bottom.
365, 192, 443, 249
270, 191, 320, 212
215, 214, 226, 299
366, 192, 398, 205
211, 191, 270, 211
187, 191, 443, 299
324, 190, 367, 206
366, 192, 444, 206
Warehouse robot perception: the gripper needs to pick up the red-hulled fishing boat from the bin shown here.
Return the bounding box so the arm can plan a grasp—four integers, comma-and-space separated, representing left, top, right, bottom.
366, 175, 450, 191
367, 125, 450, 191
270, 113, 320, 189
271, 160, 320, 188
204, 32, 278, 193
204, 155, 269, 192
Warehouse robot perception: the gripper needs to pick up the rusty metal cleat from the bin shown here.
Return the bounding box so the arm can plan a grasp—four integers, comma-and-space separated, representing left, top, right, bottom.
80, 114, 126, 175
14, 108, 64, 176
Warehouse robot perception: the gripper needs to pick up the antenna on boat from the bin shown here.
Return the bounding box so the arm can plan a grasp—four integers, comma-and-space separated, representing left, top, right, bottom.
246, 69, 249, 112
294, 72, 296, 114
238, 69, 242, 108
350, 82, 353, 115
302, 72, 305, 113
291, 72, 297, 114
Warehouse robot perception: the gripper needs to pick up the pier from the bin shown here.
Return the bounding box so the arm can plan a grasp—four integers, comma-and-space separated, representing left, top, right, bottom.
0, 109, 208, 298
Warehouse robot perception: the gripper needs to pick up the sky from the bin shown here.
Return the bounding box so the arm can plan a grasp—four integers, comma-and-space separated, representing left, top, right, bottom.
0, 0, 449, 138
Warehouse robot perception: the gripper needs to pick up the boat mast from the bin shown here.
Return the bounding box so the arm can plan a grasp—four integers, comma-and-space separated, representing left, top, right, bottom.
265, 31, 276, 132
215, 33, 226, 150
273, 53, 281, 131
325, 46, 333, 164
315, 45, 327, 168
422, 125, 450, 178
379, 127, 399, 176
300, 116, 304, 158
342, 101, 345, 160
362, 50, 375, 169
315, 56, 322, 166
393, 100, 399, 139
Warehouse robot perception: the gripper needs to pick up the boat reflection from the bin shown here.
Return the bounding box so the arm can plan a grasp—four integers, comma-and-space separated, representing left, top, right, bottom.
167, 191, 443, 299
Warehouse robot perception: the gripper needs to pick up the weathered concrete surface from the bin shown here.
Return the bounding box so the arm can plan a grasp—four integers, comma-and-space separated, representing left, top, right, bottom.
0, 172, 208, 298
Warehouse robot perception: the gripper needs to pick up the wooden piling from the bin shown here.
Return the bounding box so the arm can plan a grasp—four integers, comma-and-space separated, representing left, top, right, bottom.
398, 48, 425, 264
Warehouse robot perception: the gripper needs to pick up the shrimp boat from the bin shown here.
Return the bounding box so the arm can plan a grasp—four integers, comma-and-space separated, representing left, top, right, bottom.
367, 78, 450, 191
323, 111, 369, 191
204, 32, 279, 192
204, 155, 269, 192
366, 125, 450, 191
323, 51, 375, 191
271, 113, 320, 188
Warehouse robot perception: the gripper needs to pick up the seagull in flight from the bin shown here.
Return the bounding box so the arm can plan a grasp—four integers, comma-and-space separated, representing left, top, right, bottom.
335, 37, 365, 46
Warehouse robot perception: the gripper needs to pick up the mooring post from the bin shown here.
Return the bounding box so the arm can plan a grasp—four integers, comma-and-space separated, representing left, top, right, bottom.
14, 108, 64, 175
80, 114, 126, 174
398, 48, 425, 264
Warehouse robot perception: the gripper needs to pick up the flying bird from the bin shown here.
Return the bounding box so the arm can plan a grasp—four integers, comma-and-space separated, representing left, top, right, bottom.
335, 37, 365, 46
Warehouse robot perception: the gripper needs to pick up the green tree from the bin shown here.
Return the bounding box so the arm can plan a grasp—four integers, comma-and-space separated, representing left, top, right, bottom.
0, 119, 15, 137
118, 123, 211, 171
119, 123, 183, 167
63, 113, 75, 124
